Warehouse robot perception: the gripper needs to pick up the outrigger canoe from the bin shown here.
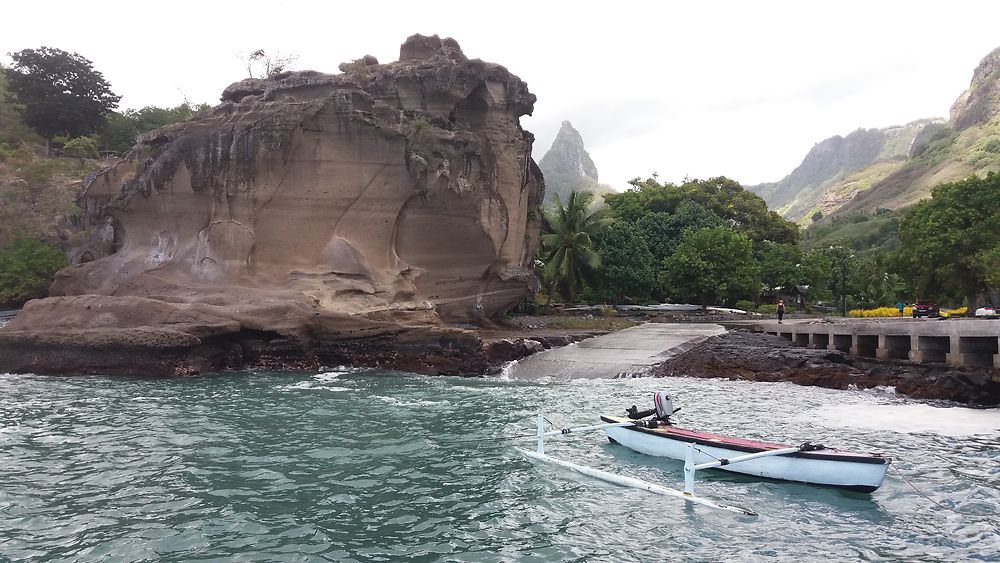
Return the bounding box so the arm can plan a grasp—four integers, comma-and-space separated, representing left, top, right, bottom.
600, 397, 890, 493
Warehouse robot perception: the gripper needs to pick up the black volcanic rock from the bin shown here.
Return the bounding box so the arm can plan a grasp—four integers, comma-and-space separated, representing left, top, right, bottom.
651, 331, 1000, 405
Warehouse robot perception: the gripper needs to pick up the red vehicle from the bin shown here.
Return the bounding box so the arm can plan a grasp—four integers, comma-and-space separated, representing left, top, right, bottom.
912, 300, 939, 318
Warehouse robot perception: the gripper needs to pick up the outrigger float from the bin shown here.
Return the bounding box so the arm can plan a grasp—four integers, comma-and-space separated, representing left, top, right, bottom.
518, 392, 891, 516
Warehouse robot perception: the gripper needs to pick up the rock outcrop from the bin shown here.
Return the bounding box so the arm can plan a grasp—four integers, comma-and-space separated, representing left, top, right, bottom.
950, 46, 1000, 131
0, 34, 545, 376
538, 120, 614, 205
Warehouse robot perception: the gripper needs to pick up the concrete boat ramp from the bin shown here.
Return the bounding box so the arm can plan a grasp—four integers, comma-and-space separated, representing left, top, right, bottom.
507, 323, 725, 379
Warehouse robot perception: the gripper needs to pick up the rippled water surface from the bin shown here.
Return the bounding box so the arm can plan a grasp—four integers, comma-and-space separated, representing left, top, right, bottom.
0, 370, 997, 561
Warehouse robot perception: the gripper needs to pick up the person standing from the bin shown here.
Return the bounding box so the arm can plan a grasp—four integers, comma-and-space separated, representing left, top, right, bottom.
777, 300, 785, 324
896, 301, 905, 317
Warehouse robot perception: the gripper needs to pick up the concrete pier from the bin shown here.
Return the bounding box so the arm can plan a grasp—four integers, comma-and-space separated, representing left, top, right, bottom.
755, 319, 1000, 380
508, 323, 726, 379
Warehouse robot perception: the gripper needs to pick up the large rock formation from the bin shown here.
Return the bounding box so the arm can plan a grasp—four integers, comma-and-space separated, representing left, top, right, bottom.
0, 35, 545, 376
538, 120, 614, 206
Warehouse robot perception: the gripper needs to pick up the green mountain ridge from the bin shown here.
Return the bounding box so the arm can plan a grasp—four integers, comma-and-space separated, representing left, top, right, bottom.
750, 45, 1000, 223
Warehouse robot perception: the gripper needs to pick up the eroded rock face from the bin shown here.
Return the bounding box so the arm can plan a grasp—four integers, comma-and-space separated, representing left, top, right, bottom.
950, 46, 1000, 131
0, 35, 545, 376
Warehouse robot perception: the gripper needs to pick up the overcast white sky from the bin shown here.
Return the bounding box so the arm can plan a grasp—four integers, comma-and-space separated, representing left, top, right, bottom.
4, 1, 999, 188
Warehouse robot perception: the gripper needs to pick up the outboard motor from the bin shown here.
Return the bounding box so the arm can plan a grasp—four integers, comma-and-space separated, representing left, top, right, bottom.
626, 391, 680, 424
653, 391, 674, 420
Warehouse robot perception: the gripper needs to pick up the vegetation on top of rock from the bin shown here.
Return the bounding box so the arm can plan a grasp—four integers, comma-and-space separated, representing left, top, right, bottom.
803, 208, 902, 253
244, 49, 297, 79
748, 120, 935, 222
99, 103, 211, 155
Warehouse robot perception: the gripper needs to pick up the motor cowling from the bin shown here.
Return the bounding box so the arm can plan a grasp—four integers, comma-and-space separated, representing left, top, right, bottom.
654, 391, 674, 420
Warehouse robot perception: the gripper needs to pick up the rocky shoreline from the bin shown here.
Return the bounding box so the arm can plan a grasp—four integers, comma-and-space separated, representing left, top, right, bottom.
0, 310, 604, 377
4, 311, 997, 407
650, 330, 1000, 405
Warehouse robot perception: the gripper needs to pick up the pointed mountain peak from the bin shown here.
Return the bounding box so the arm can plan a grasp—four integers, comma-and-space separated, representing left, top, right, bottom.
540, 121, 599, 182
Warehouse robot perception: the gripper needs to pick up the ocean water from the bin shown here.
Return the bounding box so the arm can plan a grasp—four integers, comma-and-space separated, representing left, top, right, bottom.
0, 370, 997, 562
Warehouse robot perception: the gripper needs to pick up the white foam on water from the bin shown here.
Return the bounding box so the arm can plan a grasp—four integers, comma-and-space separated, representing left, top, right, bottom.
314, 371, 344, 382
372, 395, 450, 408
813, 402, 1000, 437
279, 369, 359, 392
283, 381, 351, 392
495, 360, 517, 381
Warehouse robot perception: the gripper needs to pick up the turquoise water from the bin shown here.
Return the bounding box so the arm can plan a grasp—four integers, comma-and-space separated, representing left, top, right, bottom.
0, 370, 997, 561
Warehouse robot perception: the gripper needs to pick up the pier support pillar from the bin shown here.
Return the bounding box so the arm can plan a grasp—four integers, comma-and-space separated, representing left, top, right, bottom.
851, 334, 878, 358
810, 333, 829, 349
947, 335, 999, 367
877, 335, 911, 361
909, 335, 949, 364
830, 333, 852, 353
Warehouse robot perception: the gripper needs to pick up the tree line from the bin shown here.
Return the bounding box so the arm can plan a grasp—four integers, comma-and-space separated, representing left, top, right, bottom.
539, 173, 1000, 315
2, 46, 211, 156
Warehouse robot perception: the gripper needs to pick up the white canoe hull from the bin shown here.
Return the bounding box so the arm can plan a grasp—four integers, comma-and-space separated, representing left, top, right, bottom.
603, 425, 889, 492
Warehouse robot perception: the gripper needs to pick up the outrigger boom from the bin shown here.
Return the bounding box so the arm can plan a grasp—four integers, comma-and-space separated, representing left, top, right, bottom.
682, 442, 805, 496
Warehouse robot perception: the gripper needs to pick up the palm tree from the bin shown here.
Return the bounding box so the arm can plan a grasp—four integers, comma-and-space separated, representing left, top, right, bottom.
860, 253, 903, 307
540, 191, 613, 304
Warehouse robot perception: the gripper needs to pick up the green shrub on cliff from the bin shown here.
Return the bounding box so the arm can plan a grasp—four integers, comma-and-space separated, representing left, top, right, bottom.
0, 237, 66, 307
62, 136, 99, 160
99, 102, 211, 155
